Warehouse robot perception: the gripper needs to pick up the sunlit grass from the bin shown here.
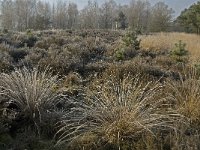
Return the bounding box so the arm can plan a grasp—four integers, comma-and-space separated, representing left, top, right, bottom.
140, 32, 200, 62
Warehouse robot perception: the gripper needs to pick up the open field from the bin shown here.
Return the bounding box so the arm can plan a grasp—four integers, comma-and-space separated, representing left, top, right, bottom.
141, 32, 200, 62
0, 29, 200, 149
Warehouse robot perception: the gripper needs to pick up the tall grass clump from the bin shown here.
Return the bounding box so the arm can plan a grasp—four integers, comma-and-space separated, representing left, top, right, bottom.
167, 68, 200, 128
55, 75, 182, 149
0, 67, 63, 133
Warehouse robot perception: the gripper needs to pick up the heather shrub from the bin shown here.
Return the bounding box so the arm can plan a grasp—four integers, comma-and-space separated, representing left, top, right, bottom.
23, 48, 47, 67
82, 61, 108, 77
3, 28, 8, 34
9, 48, 28, 63
114, 45, 132, 61
84, 37, 96, 51
34, 36, 63, 50
40, 36, 66, 47
53, 37, 65, 47
59, 72, 83, 96
123, 47, 138, 59
26, 35, 38, 47
38, 47, 82, 75
102, 59, 170, 82
35, 39, 50, 50
15, 34, 38, 48
0, 42, 13, 52
102, 60, 144, 81
0, 47, 14, 72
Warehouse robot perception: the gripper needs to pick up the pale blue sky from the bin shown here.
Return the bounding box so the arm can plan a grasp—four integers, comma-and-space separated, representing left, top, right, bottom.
45, 0, 199, 17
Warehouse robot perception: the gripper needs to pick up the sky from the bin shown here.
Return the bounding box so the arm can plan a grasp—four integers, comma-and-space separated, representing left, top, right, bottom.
46, 0, 199, 17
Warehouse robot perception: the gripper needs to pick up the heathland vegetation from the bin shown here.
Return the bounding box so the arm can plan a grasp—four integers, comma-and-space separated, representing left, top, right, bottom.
0, 0, 200, 150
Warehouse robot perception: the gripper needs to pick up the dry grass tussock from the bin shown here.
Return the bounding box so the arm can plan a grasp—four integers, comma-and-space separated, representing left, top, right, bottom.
140, 32, 200, 61
167, 68, 200, 128
0, 67, 63, 127
55, 75, 183, 149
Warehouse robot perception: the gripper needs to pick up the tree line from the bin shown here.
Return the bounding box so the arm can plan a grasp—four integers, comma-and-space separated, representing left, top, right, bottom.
0, 0, 198, 34
176, 1, 200, 34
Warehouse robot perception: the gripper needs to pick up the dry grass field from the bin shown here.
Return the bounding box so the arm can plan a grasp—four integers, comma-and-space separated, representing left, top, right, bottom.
140, 32, 200, 62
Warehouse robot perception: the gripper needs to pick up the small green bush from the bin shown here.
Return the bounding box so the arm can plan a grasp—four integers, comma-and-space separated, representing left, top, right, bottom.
114, 30, 141, 61
114, 48, 125, 61
122, 31, 141, 50
26, 29, 33, 35
170, 40, 189, 63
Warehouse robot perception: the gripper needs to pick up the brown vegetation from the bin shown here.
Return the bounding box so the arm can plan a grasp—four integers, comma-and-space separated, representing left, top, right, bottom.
140, 32, 200, 61
0, 29, 200, 150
